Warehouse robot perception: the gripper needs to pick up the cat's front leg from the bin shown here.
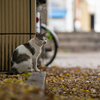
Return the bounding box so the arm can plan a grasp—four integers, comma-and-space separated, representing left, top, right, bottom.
32, 58, 40, 72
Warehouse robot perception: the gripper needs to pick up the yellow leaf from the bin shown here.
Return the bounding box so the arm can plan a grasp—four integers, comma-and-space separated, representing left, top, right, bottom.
74, 87, 78, 89
46, 80, 48, 83
83, 73, 88, 76
89, 99, 94, 100
52, 65, 59, 68
81, 76, 85, 79
8, 91, 15, 98
25, 77, 28, 80
98, 78, 100, 80
60, 96, 66, 99
27, 72, 32, 76
21, 73, 26, 76
65, 73, 70, 77
91, 82, 93, 84
41, 65, 46, 67
13, 78, 16, 82
62, 85, 65, 88
80, 89, 89, 92
80, 89, 84, 91
50, 76, 55, 79
59, 74, 62, 77
51, 68, 54, 71
53, 79, 56, 83
49, 80, 53, 83
15, 79, 23, 83
59, 78, 63, 80
84, 90, 89, 92
22, 80, 26, 83
81, 84, 86, 86
77, 69, 80, 72
73, 88, 77, 91
52, 87, 55, 90
12, 75, 18, 78
3, 78, 13, 82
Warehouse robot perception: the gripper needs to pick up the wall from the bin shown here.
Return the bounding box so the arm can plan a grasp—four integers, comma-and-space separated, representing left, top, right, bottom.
0, 0, 36, 71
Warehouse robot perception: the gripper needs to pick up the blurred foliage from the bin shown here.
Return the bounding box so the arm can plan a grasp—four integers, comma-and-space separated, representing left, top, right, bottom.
1, 65, 100, 100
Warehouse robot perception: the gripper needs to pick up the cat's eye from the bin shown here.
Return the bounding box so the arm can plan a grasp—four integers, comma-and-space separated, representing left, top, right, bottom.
41, 39, 43, 40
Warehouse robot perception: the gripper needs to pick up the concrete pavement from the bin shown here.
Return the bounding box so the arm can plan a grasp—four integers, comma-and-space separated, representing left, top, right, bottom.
50, 52, 100, 69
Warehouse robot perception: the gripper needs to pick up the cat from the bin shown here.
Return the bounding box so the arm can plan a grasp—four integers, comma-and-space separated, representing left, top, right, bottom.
10, 32, 47, 74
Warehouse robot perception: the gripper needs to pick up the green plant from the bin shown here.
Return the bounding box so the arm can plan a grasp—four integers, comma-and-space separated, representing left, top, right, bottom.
45, 30, 52, 40
20, 70, 31, 79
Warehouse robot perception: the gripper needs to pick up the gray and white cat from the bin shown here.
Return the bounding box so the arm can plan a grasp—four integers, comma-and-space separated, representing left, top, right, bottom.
11, 32, 47, 74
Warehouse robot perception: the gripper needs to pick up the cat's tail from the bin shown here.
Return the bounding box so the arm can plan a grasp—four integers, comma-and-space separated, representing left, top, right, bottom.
9, 67, 19, 75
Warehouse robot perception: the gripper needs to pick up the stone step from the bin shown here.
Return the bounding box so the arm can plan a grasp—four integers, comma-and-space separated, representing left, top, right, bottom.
26, 72, 46, 90
56, 32, 100, 52
59, 46, 100, 52
59, 42, 100, 46
59, 36, 100, 42
59, 42, 100, 52
57, 32, 100, 42
59, 41, 100, 44
56, 32, 100, 36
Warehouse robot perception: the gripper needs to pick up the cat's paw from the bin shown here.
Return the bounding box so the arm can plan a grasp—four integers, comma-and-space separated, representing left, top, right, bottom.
35, 68, 40, 72
31, 68, 34, 72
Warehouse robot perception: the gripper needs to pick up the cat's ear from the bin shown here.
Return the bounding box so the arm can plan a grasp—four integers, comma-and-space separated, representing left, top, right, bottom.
36, 32, 39, 37
43, 32, 47, 36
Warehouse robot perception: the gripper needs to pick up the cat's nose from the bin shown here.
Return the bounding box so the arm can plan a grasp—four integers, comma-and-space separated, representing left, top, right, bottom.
44, 42, 46, 44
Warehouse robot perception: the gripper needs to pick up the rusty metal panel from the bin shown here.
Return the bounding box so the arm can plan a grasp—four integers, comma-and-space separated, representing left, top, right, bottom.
0, 35, 1, 71
0, 35, 30, 71
0, 0, 33, 33
31, 0, 36, 33
0, 0, 36, 71
0, 1, 1, 33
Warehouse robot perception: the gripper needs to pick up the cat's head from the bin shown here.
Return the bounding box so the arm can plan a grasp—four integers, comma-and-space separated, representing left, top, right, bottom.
35, 32, 47, 46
